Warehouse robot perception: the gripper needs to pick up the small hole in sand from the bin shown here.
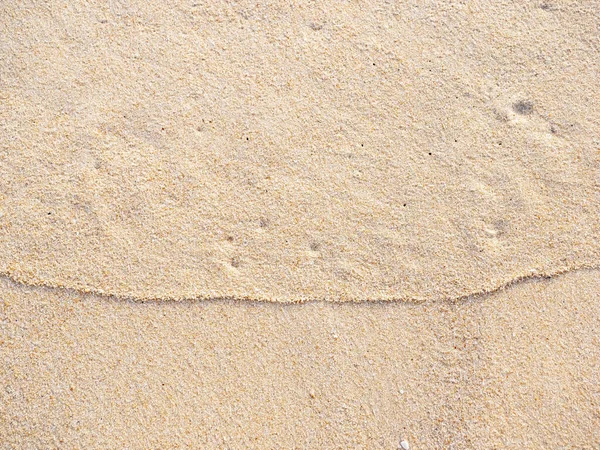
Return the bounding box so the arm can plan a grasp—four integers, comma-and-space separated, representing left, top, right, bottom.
513, 100, 534, 115
226, 236, 234, 242
310, 242, 320, 251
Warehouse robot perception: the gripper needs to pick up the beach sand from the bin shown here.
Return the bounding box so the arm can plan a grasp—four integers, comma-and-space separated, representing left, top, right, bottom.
1, 0, 599, 302
1, 1, 599, 448
1, 270, 599, 448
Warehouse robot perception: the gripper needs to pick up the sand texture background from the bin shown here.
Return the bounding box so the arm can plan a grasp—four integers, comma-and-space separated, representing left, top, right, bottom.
1, 270, 599, 448
1, 0, 600, 448
1, 0, 599, 301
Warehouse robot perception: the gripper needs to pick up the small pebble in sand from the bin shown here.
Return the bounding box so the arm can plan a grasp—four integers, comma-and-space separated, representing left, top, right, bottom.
400, 440, 410, 450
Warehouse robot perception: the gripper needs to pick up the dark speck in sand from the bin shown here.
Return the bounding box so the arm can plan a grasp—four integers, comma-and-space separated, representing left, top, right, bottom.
513, 100, 534, 115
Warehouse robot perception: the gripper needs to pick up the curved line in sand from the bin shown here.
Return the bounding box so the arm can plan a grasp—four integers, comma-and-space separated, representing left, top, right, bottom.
1, 263, 598, 304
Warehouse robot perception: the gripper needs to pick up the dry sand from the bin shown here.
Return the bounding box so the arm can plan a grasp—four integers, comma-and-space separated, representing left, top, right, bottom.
1, 270, 599, 448
1, 0, 600, 448
1, 0, 599, 301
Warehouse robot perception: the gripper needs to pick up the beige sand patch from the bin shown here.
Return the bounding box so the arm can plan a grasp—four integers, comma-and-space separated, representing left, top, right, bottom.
1, 1, 598, 301
1, 270, 599, 448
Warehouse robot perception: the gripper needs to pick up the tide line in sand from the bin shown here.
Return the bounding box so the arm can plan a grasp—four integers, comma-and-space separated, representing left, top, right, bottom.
1, 262, 599, 304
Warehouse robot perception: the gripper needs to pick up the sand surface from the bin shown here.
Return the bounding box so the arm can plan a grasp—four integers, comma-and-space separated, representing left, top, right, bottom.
1, 0, 599, 301
1, 270, 599, 448
1, 1, 599, 448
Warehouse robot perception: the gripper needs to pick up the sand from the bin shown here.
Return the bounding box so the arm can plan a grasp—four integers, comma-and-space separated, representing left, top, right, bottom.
1, 270, 599, 448
1, 0, 599, 301
1, 0, 599, 448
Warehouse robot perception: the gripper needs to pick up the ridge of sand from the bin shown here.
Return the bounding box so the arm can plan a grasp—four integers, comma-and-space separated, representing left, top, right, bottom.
1, 262, 599, 304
